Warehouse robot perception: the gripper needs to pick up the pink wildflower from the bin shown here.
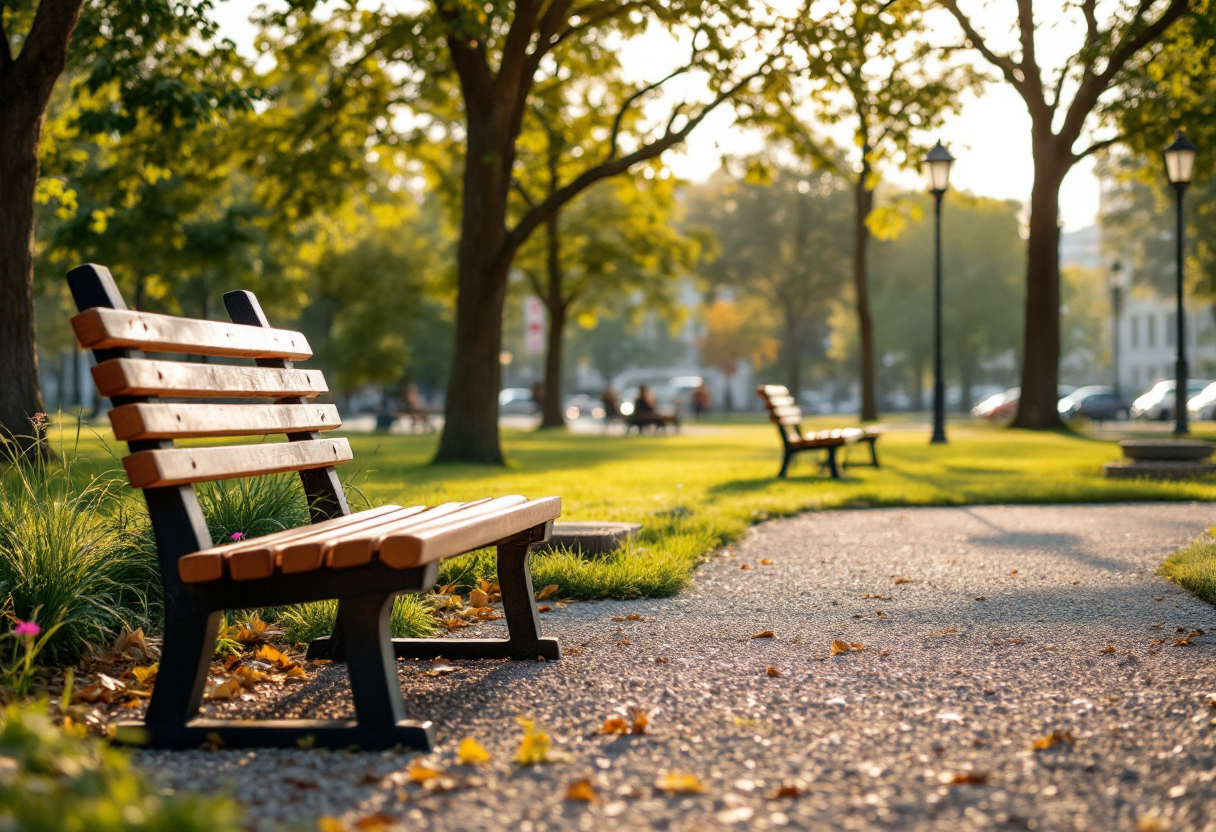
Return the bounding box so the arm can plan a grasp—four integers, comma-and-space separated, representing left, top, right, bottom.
13, 621, 40, 637
229, 532, 246, 541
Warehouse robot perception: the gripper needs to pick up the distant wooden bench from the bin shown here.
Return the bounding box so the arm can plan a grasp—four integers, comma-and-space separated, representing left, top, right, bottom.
756, 385, 881, 478
625, 411, 680, 434
68, 264, 561, 751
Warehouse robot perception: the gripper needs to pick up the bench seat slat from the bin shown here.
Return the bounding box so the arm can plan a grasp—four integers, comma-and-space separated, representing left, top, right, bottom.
93, 358, 328, 399
72, 307, 311, 360
109, 403, 340, 440
325, 497, 527, 570
123, 438, 352, 489
381, 497, 561, 568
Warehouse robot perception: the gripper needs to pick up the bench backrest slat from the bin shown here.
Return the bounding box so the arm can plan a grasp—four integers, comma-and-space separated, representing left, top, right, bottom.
123, 437, 354, 488
756, 384, 803, 444
91, 358, 328, 399
110, 403, 340, 441
72, 307, 312, 360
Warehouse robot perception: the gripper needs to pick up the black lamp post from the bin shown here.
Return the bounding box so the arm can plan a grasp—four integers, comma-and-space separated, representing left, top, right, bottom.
923, 140, 954, 445
1109, 260, 1124, 397
1164, 130, 1197, 435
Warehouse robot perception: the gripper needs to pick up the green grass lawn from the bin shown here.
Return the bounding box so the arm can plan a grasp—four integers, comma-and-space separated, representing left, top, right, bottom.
49, 418, 1216, 602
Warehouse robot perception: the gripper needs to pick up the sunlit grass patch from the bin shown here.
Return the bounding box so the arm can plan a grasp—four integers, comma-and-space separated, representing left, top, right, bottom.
277, 596, 439, 643
1160, 532, 1216, 606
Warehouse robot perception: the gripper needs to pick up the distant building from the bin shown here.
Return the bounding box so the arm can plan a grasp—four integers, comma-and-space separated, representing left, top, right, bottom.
1114, 287, 1216, 393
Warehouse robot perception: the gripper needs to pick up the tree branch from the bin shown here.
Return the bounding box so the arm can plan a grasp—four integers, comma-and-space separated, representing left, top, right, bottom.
10, 0, 85, 102
1073, 134, 1124, 161
1061, 0, 1189, 143
1014, 0, 1044, 101
608, 64, 693, 160
0, 9, 13, 76
503, 63, 769, 261
940, 0, 1025, 96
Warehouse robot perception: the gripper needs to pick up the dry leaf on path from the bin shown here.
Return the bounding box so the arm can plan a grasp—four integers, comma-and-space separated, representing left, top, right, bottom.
469, 588, 489, 607
1100, 643, 1116, 654
600, 716, 629, 734
751, 630, 775, 639
354, 813, 396, 831
831, 641, 865, 655
860, 593, 891, 600
656, 772, 707, 794
940, 771, 989, 785
893, 577, 913, 584
408, 760, 445, 783
740, 564, 752, 570
1031, 730, 1075, 750
760, 558, 773, 565
536, 585, 560, 600
566, 779, 599, 803
457, 737, 491, 765
515, 716, 565, 765
769, 784, 802, 799
766, 667, 782, 677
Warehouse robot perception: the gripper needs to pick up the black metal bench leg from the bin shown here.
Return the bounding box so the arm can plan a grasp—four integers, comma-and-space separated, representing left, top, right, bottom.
384, 523, 561, 662
825, 446, 841, 479
778, 448, 793, 478
141, 609, 220, 740
869, 438, 880, 468
340, 591, 435, 750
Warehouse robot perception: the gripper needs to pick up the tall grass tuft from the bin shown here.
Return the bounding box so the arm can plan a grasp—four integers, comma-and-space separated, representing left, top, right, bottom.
279, 595, 439, 643
1160, 532, 1216, 606
0, 426, 158, 663
195, 474, 310, 543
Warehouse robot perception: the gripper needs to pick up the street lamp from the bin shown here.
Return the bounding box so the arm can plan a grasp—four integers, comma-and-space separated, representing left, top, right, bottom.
1109, 260, 1124, 397
1164, 130, 1197, 434
923, 140, 954, 444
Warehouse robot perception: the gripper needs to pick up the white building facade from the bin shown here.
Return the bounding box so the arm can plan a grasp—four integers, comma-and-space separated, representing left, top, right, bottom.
1114, 291, 1216, 394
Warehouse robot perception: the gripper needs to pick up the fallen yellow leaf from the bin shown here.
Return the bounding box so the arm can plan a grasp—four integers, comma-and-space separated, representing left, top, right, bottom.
740, 564, 752, 570
537, 585, 560, 600
205, 678, 241, 700
751, 630, 775, 639
514, 716, 555, 765
656, 772, 706, 794
354, 814, 396, 831
457, 737, 491, 765
600, 715, 629, 734
408, 760, 445, 783
255, 643, 295, 670
760, 558, 773, 565
566, 779, 599, 802
317, 817, 344, 832
1100, 643, 1116, 654
893, 577, 913, 584
766, 666, 782, 677
631, 708, 649, 735
1031, 730, 1075, 750
469, 588, 489, 607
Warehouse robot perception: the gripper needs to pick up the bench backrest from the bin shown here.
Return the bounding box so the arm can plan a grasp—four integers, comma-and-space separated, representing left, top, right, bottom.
756, 384, 803, 445
68, 264, 351, 590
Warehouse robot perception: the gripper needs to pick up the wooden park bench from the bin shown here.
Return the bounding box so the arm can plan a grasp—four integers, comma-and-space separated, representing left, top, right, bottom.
756, 385, 881, 478
625, 410, 680, 434
68, 264, 561, 751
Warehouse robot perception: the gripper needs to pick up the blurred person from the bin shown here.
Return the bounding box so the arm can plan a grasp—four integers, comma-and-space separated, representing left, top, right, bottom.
601, 385, 621, 420
692, 382, 711, 421
634, 385, 657, 416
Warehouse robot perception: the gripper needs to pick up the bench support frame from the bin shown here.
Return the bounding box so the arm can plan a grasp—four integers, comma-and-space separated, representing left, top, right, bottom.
67, 264, 558, 752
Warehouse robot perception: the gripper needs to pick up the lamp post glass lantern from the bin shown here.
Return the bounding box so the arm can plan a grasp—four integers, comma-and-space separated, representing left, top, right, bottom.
1164, 130, 1197, 435
1109, 260, 1124, 397
923, 140, 954, 444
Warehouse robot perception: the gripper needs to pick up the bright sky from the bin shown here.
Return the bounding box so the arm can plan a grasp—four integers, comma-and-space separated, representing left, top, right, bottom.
214, 1, 1117, 231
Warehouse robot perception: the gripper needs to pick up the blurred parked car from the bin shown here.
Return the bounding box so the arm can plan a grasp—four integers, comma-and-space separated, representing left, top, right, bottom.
1186, 382, 1216, 421
972, 386, 1075, 423
562, 394, 605, 421
1056, 386, 1129, 422
1130, 379, 1213, 421
499, 387, 539, 415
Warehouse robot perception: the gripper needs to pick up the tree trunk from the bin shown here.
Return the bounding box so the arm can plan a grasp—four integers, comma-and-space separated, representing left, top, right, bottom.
853, 174, 878, 422
784, 312, 804, 399
1011, 143, 1069, 430
910, 356, 925, 412
0, 89, 51, 456
433, 117, 515, 465
539, 212, 567, 429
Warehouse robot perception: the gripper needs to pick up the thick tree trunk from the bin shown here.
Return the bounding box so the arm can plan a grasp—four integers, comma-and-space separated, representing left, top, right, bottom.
853, 175, 878, 422
1011, 144, 1069, 430
433, 119, 514, 465
0, 90, 51, 455
539, 213, 567, 429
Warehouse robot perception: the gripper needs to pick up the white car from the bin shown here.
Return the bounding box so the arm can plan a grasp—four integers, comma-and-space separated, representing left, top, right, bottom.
1131, 379, 1213, 421
1187, 382, 1216, 421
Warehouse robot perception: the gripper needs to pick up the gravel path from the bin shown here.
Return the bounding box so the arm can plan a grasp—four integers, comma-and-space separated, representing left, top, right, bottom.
137, 503, 1216, 832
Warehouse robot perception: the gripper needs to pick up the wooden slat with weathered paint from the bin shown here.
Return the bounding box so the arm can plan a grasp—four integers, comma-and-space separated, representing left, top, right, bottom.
72, 307, 311, 359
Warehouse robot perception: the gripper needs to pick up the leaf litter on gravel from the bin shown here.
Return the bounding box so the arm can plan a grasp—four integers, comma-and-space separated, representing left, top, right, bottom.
831, 640, 865, 655
656, 772, 707, 794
